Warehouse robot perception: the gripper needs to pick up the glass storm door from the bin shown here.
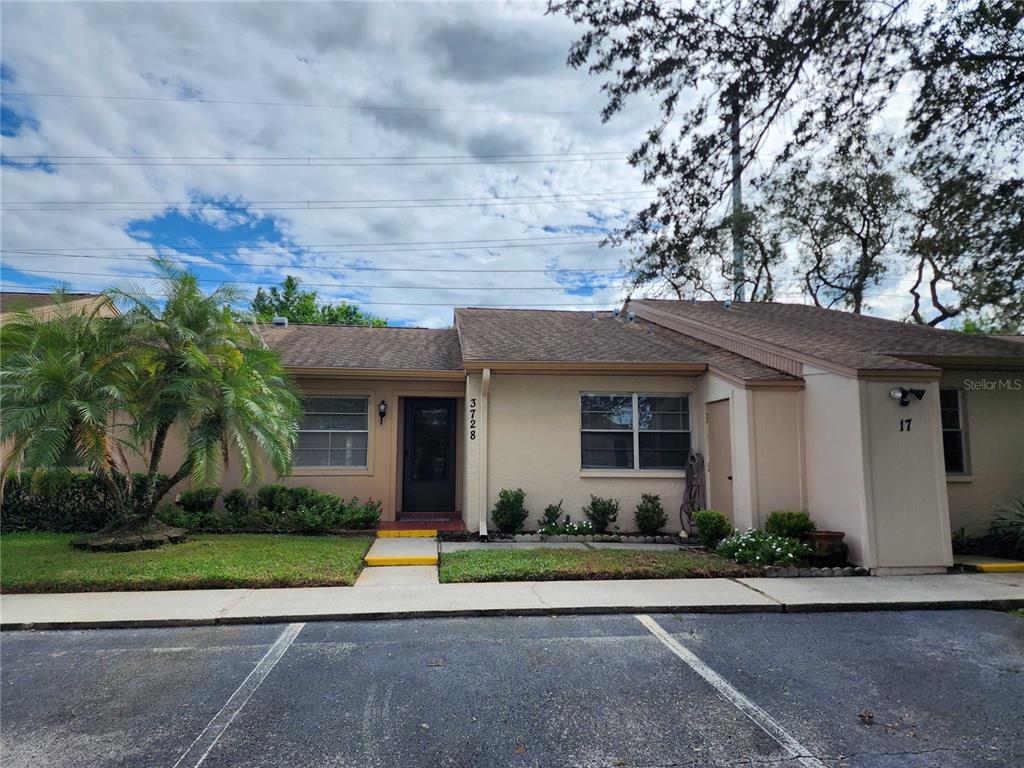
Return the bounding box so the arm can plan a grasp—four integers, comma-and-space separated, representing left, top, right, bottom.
401, 398, 456, 514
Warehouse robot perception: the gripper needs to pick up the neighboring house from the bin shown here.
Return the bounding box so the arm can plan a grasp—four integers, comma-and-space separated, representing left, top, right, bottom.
120, 300, 1024, 573
0, 291, 114, 321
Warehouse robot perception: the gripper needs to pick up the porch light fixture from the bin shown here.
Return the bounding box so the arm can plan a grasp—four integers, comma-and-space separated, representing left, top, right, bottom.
378, 400, 387, 424
889, 387, 926, 407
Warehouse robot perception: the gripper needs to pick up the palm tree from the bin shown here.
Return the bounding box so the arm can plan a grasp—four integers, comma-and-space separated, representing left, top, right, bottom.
1, 292, 139, 521
1, 262, 301, 532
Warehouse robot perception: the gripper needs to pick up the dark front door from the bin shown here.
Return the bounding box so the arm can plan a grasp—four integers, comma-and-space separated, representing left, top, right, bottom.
402, 398, 456, 514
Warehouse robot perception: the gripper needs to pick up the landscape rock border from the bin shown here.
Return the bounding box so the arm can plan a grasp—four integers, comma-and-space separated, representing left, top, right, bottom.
513, 533, 682, 544
71, 526, 188, 552
764, 565, 869, 578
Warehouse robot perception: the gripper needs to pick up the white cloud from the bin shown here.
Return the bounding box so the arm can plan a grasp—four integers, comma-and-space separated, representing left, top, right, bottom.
1, 1, 664, 326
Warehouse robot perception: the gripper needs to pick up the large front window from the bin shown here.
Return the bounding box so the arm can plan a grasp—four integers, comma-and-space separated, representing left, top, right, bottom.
580, 393, 690, 470
296, 396, 369, 468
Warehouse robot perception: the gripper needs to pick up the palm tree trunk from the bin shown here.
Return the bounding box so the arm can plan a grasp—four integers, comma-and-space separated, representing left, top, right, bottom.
138, 421, 172, 521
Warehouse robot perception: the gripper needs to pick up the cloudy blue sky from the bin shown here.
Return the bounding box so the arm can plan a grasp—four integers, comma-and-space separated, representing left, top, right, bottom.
0, 1, 673, 327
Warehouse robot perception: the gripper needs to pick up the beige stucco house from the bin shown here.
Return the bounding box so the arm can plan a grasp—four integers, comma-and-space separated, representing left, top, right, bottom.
197, 300, 1021, 575
0, 291, 114, 322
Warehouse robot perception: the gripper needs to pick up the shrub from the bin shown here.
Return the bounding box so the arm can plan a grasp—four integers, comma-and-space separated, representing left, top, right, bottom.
583, 495, 620, 533
540, 500, 564, 530
223, 489, 253, 528
693, 509, 732, 548
156, 502, 189, 530
716, 529, 812, 566
1, 470, 167, 532
491, 488, 529, 534
287, 494, 344, 533
255, 484, 294, 516
634, 493, 667, 535
764, 510, 816, 540
562, 519, 595, 536
177, 487, 220, 516
538, 514, 595, 536
172, 487, 223, 530
339, 498, 382, 529
989, 499, 1024, 558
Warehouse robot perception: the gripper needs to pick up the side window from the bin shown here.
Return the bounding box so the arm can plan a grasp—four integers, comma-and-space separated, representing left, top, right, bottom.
939, 389, 966, 474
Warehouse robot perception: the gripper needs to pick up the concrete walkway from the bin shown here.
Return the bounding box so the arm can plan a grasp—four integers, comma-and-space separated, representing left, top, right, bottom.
1, 572, 1021, 630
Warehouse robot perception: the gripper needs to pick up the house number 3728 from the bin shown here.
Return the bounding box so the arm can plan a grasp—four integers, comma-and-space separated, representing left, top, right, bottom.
469, 398, 477, 440
898, 418, 912, 432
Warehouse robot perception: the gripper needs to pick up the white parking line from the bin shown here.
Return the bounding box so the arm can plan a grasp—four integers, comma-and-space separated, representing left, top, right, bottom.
635, 614, 826, 768
172, 623, 305, 768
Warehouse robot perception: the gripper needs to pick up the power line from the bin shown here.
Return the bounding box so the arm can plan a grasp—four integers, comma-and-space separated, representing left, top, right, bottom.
3, 91, 597, 117
1, 150, 625, 162
1, 193, 655, 213
0, 190, 651, 208
1, 250, 623, 273
0, 282, 613, 309
0, 266, 921, 300
2, 232, 608, 253
0, 157, 624, 168
0, 267, 622, 291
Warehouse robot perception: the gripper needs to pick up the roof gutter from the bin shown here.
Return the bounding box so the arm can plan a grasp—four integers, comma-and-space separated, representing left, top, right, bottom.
461, 360, 707, 375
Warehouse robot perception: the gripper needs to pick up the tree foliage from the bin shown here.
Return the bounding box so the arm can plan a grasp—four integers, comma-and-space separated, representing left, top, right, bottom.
251, 275, 386, 326
0, 262, 301, 527
550, 0, 1024, 329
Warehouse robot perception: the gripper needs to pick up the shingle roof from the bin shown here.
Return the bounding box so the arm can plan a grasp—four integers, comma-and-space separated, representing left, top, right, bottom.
633, 300, 1024, 372
454, 308, 793, 381
259, 324, 463, 371
0, 291, 103, 314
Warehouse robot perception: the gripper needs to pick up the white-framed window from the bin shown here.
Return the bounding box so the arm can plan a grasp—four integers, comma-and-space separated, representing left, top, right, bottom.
580, 393, 690, 470
295, 396, 369, 468
939, 389, 966, 474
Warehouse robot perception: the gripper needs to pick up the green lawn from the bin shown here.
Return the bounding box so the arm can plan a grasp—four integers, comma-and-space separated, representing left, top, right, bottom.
439, 548, 755, 583
0, 533, 372, 593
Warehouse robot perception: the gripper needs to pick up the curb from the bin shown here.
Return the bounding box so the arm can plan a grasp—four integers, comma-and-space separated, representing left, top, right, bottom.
3, 596, 1021, 632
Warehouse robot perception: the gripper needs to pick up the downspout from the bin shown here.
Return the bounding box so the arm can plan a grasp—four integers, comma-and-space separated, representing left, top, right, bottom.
478, 368, 491, 539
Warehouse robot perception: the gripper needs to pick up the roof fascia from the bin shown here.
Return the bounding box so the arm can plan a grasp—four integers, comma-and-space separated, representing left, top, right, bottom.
462, 360, 707, 375
286, 366, 465, 381
630, 302, 941, 380
707, 366, 804, 390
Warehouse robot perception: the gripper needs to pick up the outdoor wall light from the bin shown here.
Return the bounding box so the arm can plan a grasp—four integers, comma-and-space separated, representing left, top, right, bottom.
378, 400, 388, 424
889, 387, 926, 407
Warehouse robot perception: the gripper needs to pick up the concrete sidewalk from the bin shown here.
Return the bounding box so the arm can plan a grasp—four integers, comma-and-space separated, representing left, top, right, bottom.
2, 573, 1022, 630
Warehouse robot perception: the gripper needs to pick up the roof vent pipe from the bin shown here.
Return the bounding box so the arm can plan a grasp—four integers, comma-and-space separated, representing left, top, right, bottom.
627, 311, 636, 322
272, 316, 289, 326
613, 308, 621, 318
591, 310, 597, 319
723, 300, 733, 310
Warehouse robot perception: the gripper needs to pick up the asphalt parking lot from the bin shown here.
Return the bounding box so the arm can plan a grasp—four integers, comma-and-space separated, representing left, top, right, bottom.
1, 610, 1021, 767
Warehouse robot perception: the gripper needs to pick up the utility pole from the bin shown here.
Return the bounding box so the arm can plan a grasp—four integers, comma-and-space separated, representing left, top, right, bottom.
730, 87, 746, 302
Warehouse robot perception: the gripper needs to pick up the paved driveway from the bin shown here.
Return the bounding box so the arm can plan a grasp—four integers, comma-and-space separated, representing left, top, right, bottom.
2, 610, 1021, 767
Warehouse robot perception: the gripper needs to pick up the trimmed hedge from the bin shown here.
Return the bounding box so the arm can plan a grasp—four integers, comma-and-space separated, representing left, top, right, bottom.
1, 471, 381, 534
1, 471, 167, 533
159, 484, 382, 533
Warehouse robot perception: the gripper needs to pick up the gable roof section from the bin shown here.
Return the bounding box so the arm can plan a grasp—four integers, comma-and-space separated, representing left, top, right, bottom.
259, 324, 463, 375
0, 291, 104, 314
454, 307, 795, 383
631, 300, 1024, 376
